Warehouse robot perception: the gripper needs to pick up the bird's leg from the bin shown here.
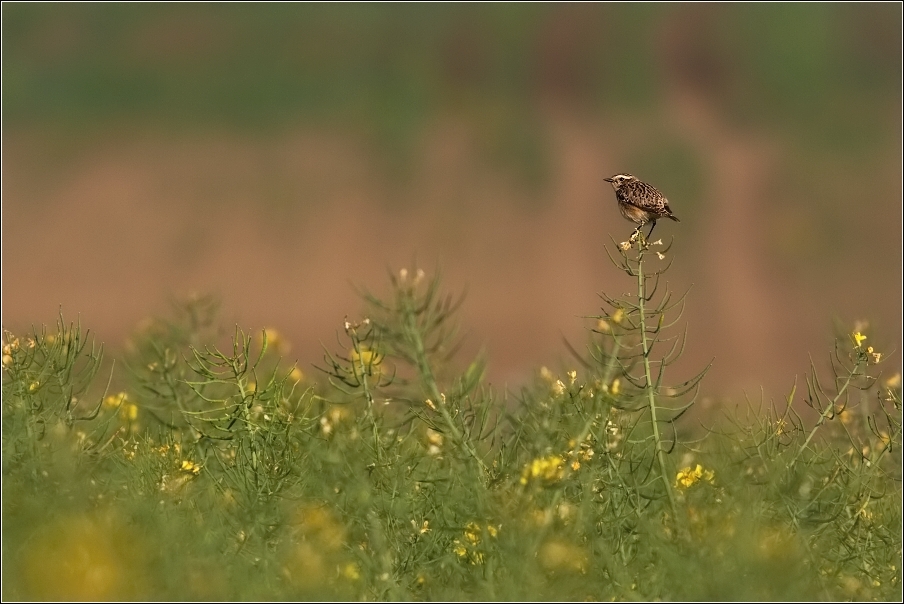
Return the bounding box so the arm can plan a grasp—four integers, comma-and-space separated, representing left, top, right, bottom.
646, 220, 657, 240
629, 226, 641, 243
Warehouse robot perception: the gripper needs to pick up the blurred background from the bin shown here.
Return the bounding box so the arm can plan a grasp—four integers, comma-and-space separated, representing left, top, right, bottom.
2, 4, 901, 399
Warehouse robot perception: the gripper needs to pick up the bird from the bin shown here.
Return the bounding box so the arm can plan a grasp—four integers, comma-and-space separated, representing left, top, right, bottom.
603, 173, 679, 240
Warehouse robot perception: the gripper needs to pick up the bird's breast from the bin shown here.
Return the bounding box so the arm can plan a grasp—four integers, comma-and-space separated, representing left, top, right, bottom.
618, 201, 652, 224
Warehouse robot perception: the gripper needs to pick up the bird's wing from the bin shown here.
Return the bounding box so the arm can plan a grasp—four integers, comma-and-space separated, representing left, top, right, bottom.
616, 191, 649, 211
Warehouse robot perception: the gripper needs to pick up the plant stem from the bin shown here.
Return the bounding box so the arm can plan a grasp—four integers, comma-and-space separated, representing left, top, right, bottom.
635, 247, 678, 515
401, 297, 489, 479
350, 334, 383, 465
788, 358, 864, 470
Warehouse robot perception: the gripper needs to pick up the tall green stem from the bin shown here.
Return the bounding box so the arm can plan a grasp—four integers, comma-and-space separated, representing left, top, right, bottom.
636, 248, 678, 514
350, 334, 383, 465
401, 296, 489, 479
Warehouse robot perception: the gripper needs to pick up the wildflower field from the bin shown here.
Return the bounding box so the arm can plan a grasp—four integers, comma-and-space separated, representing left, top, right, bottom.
2, 239, 900, 601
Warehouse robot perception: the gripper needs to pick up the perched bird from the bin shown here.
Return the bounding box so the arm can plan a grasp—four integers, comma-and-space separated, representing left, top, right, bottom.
604, 173, 679, 240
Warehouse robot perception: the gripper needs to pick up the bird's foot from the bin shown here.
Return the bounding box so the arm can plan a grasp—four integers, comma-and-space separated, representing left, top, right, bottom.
629, 227, 651, 248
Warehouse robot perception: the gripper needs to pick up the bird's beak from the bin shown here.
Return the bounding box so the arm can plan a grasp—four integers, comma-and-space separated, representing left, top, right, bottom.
604, 177, 613, 182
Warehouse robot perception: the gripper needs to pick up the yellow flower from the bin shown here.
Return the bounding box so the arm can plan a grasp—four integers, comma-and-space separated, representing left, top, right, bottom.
452, 522, 498, 564
520, 455, 565, 485
464, 522, 482, 545
675, 467, 695, 489
104, 392, 139, 422
610, 308, 625, 324
104, 392, 127, 408
452, 542, 468, 559
350, 346, 382, 377
852, 332, 867, 349
675, 464, 715, 489
180, 460, 202, 475
3, 336, 20, 353
425, 429, 443, 447
425, 429, 443, 455
610, 378, 621, 396
120, 403, 139, 422
340, 562, 361, 581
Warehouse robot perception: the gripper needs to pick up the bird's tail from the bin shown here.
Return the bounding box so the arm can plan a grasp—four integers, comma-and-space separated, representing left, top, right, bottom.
669, 214, 680, 222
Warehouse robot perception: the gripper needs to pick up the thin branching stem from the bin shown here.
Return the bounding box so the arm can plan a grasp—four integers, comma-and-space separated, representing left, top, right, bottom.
635, 246, 678, 515
789, 354, 867, 470
399, 292, 489, 479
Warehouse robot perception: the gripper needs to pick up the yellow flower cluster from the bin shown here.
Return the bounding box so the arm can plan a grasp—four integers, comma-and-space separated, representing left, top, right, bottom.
2, 333, 21, 368
539, 366, 574, 398
675, 464, 715, 489
520, 455, 565, 485
425, 429, 443, 456
452, 522, 498, 565
596, 308, 627, 333
180, 460, 202, 475
411, 519, 430, 535
851, 331, 883, 363
339, 562, 361, 581
565, 439, 595, 471
103, 392, 139, 422
154, 442, 181, 456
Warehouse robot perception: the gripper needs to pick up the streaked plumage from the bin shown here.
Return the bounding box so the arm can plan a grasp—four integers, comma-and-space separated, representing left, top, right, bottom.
604, 173, 679, 239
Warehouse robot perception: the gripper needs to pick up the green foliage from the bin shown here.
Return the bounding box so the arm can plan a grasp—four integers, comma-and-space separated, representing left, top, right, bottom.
2, 245, 901, 600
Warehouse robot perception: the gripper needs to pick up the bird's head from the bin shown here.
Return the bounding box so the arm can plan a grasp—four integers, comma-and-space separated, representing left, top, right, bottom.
604, 174, 637, 189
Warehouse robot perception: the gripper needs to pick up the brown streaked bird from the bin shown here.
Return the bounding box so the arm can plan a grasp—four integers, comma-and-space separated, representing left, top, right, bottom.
604, 173, 679, 239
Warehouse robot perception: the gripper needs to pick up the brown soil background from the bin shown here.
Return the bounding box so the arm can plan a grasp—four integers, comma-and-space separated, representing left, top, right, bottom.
3, 6, 901, 405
